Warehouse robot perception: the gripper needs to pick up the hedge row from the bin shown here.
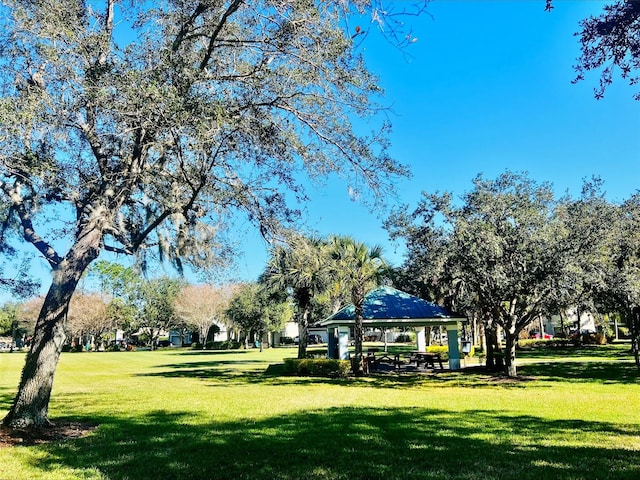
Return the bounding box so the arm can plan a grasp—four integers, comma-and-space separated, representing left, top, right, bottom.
191, 341, 242, 350
425, 344, 476, 360
283, 358, 351, 378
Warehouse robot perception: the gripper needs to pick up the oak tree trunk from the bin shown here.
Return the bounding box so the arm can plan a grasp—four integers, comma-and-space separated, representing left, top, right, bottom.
629, 307, 640, 370
504, 333, 518, 377
3, 229, 101, 428
484, 326, 499, 370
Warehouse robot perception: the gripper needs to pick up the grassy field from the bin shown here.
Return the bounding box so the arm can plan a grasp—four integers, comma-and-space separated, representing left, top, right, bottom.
0, 344, 639, 480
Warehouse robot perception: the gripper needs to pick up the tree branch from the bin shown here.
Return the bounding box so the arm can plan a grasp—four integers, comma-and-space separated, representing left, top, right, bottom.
199, 0, 243, 71
0, 181, 62, 267
102, 243, 132, 255
98, 0, 115, 66
172, 2, 208, 52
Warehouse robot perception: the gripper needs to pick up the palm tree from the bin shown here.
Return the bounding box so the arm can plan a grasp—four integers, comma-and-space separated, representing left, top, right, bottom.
329, 236, 388, 375
265, 234, 329, 359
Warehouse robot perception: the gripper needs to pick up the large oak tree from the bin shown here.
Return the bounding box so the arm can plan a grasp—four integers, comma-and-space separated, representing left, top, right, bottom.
389, 172, 610, 377
0, 0, 412, 428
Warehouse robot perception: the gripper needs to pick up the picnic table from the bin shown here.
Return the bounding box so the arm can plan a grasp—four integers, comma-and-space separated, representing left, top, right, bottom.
409, 351, 444, 369
366, 351, 402, 371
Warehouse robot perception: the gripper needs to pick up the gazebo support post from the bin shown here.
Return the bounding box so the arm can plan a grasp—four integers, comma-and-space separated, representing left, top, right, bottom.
327, 327, 337, 359
338, 326, 350, 360
416, 326, 427, 352
446, 324, 461, 370
383, 328, 388, 352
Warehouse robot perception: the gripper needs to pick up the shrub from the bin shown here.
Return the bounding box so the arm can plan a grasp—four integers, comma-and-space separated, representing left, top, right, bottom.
283, 358, 350, 378
207, 340, 242, 350
426, 345, 449, 360
424, 344, 476, 360
594, 332, 607, 345
191, 342, 203, 350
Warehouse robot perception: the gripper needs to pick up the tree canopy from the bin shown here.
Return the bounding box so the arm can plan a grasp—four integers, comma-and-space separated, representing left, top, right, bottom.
546, 0, 640, 99
572, 0, 640, 100
388, 172, 620, 376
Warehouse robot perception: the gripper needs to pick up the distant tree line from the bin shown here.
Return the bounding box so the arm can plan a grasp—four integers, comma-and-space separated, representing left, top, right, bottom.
0, 262, 284, 353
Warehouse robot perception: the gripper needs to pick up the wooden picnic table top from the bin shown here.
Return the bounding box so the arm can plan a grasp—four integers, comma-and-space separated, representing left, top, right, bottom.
410, 351, 441, 357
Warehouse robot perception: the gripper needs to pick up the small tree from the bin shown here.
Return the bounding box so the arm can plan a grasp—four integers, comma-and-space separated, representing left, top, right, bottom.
226, 283, 292, 349
138, 277, 182, 350
0, 302, 24, 350
329, 236, 388, 375
0, 303, 20, 336
266, 234, 329, 359
66, 292, 110, 350
89, 261, 142, 342
174, 284, 239, 348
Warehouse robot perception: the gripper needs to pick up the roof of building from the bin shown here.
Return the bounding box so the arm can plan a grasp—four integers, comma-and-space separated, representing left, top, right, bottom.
320, 286, 466, 328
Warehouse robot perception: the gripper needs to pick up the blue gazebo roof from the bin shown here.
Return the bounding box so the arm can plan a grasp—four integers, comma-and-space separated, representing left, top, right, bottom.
320, 286, 465, 327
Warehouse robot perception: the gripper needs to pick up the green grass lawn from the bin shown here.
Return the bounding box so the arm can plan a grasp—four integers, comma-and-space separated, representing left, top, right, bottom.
1, 344, 639, 480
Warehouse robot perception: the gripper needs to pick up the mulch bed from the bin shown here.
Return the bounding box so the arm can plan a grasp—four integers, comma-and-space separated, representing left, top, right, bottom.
0, 421, 98, 448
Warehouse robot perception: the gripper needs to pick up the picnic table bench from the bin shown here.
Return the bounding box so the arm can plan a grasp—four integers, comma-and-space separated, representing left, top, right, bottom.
366, 351, 403, 371
409, 351, 444, 369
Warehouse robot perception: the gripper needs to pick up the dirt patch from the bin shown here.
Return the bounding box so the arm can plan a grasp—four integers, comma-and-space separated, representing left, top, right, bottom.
0, 421, 98, 448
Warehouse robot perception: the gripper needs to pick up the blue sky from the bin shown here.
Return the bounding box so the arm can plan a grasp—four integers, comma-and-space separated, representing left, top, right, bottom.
232, 0, 640, 281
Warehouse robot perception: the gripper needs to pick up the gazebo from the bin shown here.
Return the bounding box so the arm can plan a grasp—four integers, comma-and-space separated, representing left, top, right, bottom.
320, 286, 467, 370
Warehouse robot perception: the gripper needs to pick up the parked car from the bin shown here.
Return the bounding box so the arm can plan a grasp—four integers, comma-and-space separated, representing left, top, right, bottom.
532, 332, 554, 340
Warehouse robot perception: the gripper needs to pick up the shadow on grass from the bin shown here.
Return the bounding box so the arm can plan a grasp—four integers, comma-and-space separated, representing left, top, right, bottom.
32, 407, 640, 480
516, 344, 632, 360
519, 361, 639, 384
137, 358, 511, 390
137, 353, 638, 389
172, 349, 254, 357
